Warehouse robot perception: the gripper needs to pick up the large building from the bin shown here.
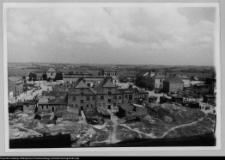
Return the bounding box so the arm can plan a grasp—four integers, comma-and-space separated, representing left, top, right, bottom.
94, 77, 121, 110
8, 76, 24, 100
163, 75, 184, 93
68, 78, 96, 113
46, 68, 56, 79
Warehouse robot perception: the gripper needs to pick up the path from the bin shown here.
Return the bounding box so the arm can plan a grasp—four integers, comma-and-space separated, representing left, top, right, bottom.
109, 110, 121, 143
119, 124, 157, 139
91, 111, 121, 145
160, 114, 208, 138
15, 125, 42, 135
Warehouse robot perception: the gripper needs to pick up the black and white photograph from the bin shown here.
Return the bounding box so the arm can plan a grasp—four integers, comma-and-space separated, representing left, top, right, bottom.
2, 2, 221, 153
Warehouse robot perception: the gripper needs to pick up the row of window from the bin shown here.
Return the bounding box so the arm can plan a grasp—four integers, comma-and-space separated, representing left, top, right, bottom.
73, 104, 93, 108
71, 94, 147, 101
72, 96, 95, 101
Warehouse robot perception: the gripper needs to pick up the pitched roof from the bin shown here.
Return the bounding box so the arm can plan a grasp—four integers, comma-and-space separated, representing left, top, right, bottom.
74, 78, 89, 89
152, 74, 167, 79
47, 68, 56, 73
42, 91, 67, 97
38, 97, 67, 105
8, 76, 23, 84
94, 78, 116, 92
164, 75, 183, 83
177, 74, 190, 79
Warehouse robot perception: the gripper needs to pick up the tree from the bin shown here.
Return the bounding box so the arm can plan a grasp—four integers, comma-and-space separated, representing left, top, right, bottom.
42, 73, 47, 80
55, 72, 63, 80
28, 72, 37, 81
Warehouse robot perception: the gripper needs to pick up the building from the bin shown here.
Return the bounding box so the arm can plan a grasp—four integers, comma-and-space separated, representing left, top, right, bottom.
203, 95, 216, 105
63, 75, 112, 88
54, 106, 79, 122
23, 100, 38, 114
150, 74, 167, 90
46, 68, 56, 79
37, 91, 68, 114
94, 77, 121, 110
118, 103, 148, 119
163, 75, 184, 93
101, 68, 118, 76
68, 78, 96, 113
8, 76, 24, 100
177, 75, 191, 88
119, 88, 149, 107
205, 77, 216, 94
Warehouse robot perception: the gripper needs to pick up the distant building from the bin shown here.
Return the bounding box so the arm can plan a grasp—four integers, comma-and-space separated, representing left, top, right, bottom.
46, 68, 56, 79
163, 75, 184, 93
8, 76, 24, 100
63, 75, 111, 88
150, 74, 167, 89
101, 68, 118, 76
177, 75, 191, 87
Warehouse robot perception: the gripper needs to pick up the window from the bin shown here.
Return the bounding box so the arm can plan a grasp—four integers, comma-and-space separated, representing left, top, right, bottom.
119, 96, 122, 99
81, 89, 84, 92
108, 92, 111, 95
101, 96, 104, 100
80, 100, 84, 104
51, 73, 53, 76
108, 99, 111, 103
125, 95, 128, 99
73, 97, 76, 101
93, 96, 95, 100
81, 93, 84, 96
129, 95, 132, 100
86, 104, 89, 108
87, 97, 90, 101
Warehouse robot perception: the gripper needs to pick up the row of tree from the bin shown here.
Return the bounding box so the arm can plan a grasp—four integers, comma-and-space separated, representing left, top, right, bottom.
27, 72, 63, 81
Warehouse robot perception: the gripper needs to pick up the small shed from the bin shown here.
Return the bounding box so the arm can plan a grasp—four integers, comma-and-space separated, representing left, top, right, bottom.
172, 96, 183, 104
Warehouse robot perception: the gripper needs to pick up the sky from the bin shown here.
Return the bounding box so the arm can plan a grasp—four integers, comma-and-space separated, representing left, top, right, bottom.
6, 4, 218, 66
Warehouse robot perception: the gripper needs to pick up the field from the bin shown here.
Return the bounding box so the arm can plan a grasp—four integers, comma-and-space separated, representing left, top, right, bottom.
8, 68, 43, 77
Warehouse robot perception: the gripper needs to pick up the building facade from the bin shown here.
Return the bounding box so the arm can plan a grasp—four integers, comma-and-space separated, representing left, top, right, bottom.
8, 76, 24, 99
68, 78, 96, 113
163, 75, 184, 93
46, 68, 56, 79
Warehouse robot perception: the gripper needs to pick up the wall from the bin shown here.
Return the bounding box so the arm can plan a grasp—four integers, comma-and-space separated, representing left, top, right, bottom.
169, 82, 184, 93
47, 72, 56, 79
182, 79, 190, 87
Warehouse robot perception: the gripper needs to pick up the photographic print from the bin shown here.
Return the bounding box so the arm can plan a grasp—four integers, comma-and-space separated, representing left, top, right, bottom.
4, 2, 220, 150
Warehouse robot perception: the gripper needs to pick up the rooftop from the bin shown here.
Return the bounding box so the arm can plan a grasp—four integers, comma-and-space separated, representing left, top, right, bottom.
42, 91, 67, 97
164, 75, 183, 83
47, 68, 56, 73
